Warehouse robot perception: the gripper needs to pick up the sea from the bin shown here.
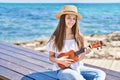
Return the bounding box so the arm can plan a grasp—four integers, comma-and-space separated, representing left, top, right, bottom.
0, 3, 120, 42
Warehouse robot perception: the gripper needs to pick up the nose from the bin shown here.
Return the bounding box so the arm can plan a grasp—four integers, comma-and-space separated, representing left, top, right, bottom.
70, 18, 74, 22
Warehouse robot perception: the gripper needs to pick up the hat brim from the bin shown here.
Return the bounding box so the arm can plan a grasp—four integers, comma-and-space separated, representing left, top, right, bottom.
56, 12, 82, 19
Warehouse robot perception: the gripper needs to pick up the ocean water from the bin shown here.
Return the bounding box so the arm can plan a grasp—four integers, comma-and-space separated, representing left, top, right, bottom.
0, 3, 120, 42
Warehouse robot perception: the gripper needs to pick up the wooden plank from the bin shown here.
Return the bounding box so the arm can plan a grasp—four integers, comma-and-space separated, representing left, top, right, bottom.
0, 42, 57, 80
0, 52, 52, 71
0, 65, 33, 80
0, 42, 48, 57
105, 70, 120, 80
0, 58, 35, 75
85, 64, 120, 80
83, 58, 95, 64
106, 70, 120, 79
83, 59, 116, 71
92, 59, 106, 67
0, 48, 53, 69
106, 75, 120, 80
0, 75, 10, 80
0, 42, 50, 62
110, 60, 120, 72
0, 58, 57, 80
94, 59, 113, 69
0, 42, 53, 65
100, 59, 114, 69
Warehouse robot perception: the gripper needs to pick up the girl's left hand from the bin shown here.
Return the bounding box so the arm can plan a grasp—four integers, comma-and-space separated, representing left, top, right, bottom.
77, 47, 91, 61
85, 47, 91, 54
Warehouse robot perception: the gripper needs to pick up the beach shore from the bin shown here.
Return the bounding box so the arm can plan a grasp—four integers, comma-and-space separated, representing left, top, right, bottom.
13, 32, 120, 60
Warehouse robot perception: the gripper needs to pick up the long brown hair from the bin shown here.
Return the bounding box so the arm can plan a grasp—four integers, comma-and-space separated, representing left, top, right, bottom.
50, 14, 84, 52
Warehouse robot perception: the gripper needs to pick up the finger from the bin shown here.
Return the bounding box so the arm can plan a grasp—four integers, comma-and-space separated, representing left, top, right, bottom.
65, 63, 71, 67
66, 59, 74, 62
62, 56, 69, 59
66, 60, 74, 64
85, 47, 91, 54
86, 47, 91, 51
65, 64, 70, 67
65, 61, 72, 64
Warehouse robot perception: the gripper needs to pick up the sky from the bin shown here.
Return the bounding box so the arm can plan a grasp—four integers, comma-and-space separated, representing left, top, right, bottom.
0, 0, 120, 3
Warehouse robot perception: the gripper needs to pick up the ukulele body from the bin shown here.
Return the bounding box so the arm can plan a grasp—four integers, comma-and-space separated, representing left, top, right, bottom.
57, 50, 78, 69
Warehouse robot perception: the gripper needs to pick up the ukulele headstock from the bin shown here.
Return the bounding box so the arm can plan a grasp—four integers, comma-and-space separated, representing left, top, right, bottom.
90, 41, 104, 49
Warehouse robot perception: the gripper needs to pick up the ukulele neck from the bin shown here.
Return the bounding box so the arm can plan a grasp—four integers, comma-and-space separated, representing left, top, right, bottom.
74, 41, 103, 56
75, 45, 91, 56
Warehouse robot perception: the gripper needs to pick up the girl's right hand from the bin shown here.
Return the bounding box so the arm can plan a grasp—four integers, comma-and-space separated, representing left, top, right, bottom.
56, 56, 74, 67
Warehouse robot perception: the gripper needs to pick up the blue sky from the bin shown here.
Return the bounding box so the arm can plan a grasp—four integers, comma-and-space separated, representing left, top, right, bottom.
0, 0, 120, 3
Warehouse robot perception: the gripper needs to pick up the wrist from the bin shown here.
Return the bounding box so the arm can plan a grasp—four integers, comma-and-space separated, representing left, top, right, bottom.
54, 58, 59, 63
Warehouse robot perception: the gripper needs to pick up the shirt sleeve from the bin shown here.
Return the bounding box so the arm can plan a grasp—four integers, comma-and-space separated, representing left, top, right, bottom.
45, 41, 55, 52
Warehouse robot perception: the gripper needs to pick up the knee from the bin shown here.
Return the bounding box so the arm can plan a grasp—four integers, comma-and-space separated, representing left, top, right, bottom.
98, 69, 106, 77
57, 69, 84, 80
58, 72, 75, 80
57, 69, 76, 80
95, 69, 106, 80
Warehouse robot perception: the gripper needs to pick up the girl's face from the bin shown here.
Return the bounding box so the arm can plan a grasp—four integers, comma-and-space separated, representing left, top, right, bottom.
65, 14, 77, 29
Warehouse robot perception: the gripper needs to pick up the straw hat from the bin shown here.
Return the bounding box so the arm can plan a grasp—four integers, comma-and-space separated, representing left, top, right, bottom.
56, 5, 82, 19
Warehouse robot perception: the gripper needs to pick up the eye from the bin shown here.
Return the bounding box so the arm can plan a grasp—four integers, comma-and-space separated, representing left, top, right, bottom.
67, 16, 71, 19
73, 17, 76, 20
73, 16, 77, 20
66, 15, 76, 20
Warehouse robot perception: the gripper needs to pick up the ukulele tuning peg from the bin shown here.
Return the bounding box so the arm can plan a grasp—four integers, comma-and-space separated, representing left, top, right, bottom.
100, 41, 104, 46
88, 45, 91, 48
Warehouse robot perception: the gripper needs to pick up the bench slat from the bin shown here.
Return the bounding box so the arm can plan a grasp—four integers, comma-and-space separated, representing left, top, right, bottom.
0, 43, 49, 60
0, 52, 52, 71
0, 48, 53, 69
0, 58, 35, 74
106, 75, 120, 80
0, 42, 52, 64
85, 64, 120, 80
0, 58, 57, 80
0, 42, 48, 57
0, 42, 52, 65
0, 65, 33, 80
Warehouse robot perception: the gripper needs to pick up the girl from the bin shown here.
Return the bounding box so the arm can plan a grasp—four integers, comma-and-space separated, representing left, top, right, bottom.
46, 5, 106, 80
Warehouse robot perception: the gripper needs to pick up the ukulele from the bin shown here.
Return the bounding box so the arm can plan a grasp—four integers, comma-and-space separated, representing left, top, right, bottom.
57, 41, 104, 69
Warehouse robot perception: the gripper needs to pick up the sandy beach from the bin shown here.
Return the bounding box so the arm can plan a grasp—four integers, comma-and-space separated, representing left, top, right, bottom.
13, 32, 120, 72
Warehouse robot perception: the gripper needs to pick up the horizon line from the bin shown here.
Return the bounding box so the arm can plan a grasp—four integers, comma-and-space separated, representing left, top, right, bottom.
0, 2, 120, 3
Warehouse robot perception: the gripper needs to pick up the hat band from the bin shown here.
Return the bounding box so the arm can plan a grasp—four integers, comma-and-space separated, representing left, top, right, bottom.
63, 10, 77, 13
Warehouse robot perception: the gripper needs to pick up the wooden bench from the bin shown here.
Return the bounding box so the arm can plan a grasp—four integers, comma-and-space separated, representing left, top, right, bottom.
0, 42, 120, 80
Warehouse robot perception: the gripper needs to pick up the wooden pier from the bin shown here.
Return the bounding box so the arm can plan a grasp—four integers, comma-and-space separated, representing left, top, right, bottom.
0, 42, 120, 80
